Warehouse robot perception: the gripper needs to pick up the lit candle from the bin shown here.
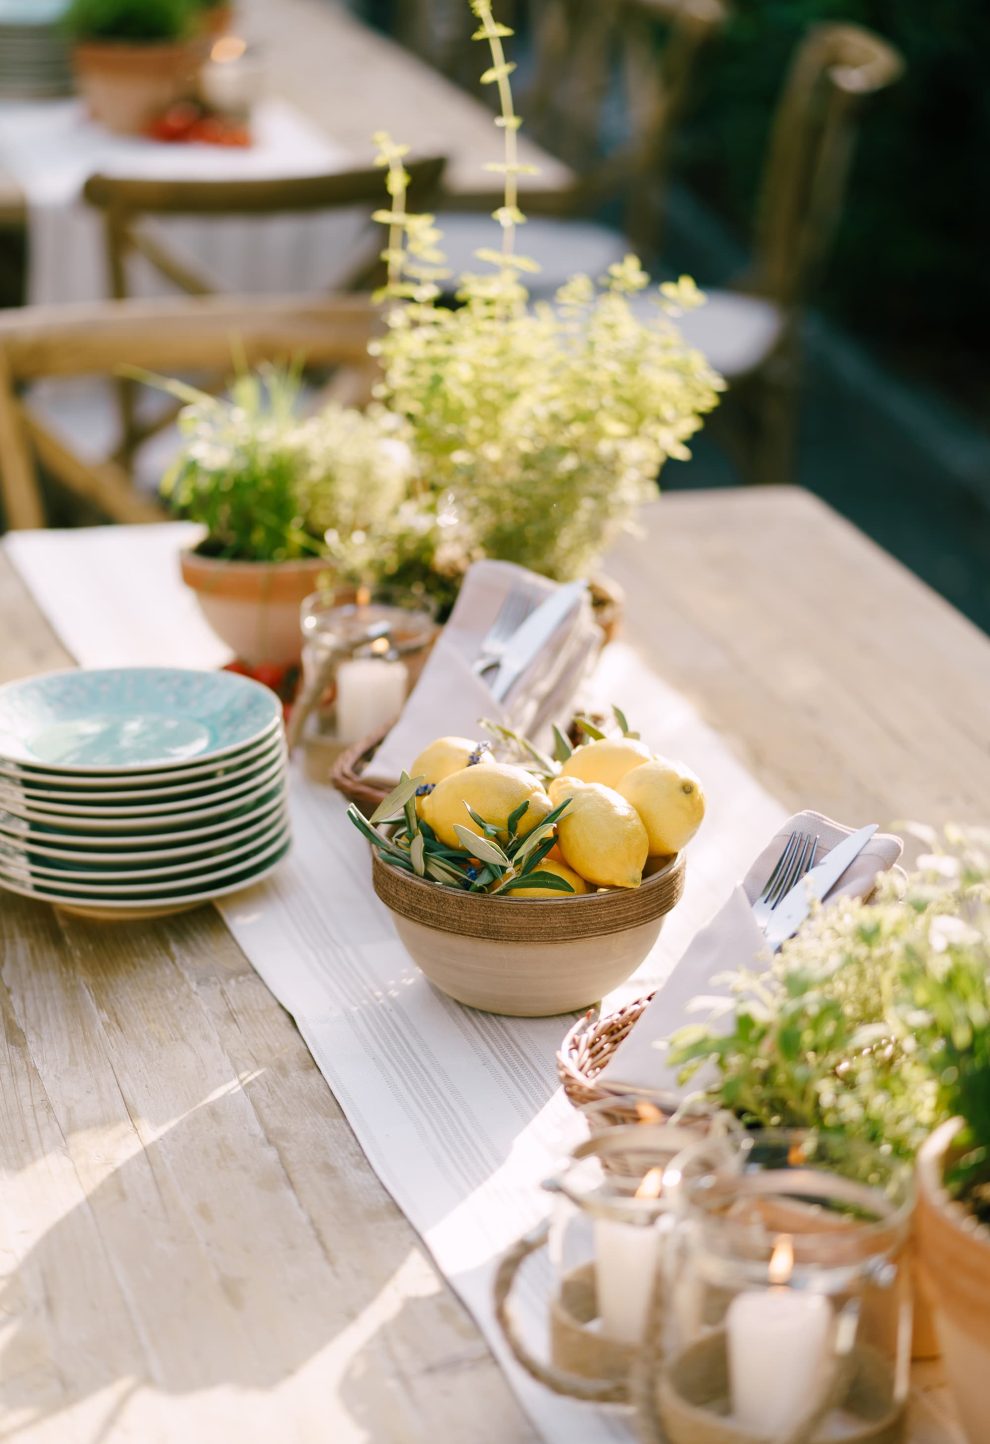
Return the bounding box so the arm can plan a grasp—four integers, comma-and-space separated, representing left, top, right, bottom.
726, 1237, 832, 1435
594, 1167, 664, 1345
335, 657, 408, 743
198, 36, 265, 118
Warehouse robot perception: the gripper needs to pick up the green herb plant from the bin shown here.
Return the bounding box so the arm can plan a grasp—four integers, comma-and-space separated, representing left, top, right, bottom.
64, 0, 193, 43
151, 366, 412, 565
669, 826, 990, 1222
369, 0, 724, 585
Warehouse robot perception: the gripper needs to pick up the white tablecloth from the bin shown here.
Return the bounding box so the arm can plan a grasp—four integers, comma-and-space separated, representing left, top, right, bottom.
0, 96, 376, 303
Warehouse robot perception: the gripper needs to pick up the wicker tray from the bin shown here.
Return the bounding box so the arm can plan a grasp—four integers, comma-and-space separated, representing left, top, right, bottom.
556, 992, 682, 1126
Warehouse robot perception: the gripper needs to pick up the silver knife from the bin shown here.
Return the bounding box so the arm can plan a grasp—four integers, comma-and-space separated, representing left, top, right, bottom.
489, 582, 587, 702
764, 824, 878, 951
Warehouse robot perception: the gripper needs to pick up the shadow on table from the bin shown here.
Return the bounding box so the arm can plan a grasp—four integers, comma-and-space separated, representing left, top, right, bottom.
0, 894, 542, 1439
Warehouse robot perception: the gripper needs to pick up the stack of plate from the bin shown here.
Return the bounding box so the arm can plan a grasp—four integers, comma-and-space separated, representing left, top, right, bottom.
0, 667, 291, 920
0, 1, 73, 99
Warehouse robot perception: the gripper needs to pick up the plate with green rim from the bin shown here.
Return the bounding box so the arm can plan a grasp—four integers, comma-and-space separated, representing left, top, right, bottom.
0, 828, 291, 901
0, 784, 287, 848
0, 795, 287, 867
0, 756, 287, 829
0, 716, 283, 790
0, 668, 282, 774
0, 744, 287, 818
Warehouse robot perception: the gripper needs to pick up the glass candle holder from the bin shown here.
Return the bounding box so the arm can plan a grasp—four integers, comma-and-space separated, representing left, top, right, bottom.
299, 587, 437, 744
658, 1130, 914, 1444
543, 1122, 731, 1386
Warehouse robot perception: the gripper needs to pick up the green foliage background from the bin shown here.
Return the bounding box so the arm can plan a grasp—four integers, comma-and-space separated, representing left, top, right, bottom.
674, 1, 987, 371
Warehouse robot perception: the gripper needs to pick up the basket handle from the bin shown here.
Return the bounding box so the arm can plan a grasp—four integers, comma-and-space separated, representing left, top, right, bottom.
493, 1222, 630, 1405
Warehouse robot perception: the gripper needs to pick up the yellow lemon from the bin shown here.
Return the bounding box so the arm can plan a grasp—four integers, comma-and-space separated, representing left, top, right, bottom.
560, 736, 652, 788
548, 777, 648, 889
422, 763, 552, 849
617, 757, 706, 855
409, 736, 493, 815
508, 858, 590, 899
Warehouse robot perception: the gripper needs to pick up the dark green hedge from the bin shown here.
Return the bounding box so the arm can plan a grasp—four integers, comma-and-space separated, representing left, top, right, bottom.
674, 2, 988, 369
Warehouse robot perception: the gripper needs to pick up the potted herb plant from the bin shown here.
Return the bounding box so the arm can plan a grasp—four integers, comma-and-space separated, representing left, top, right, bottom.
65, 0, 197, 135
162, 369, 413, 667
369, 2, 723, 623
668, 825, 990, 1421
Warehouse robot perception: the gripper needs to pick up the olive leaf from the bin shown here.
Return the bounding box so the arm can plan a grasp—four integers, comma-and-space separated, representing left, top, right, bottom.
370, 773, 426, 824
574, 715, 606, 741
497, 870, 576, 894
453, 826, 510, 867
551, 725, 573, 762
409, 831, 426, 877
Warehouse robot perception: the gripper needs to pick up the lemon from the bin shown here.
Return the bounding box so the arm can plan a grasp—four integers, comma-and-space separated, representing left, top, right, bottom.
509, 858, 590, 899
410, 736, 493, 816
422, 763, 552, 849
617, 757, 705, 855
560, 736, 652, 788
547, 776, 648, 889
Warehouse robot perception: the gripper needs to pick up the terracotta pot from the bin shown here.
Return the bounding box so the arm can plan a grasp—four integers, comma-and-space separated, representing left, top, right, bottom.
915, 1118, 990, 1443
372, 850, 685, 1017
198, 6, 234, 39
73, 41, 196, 135
180, 550, 331, 668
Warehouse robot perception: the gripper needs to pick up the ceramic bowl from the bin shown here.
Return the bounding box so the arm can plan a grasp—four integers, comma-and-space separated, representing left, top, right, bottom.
372, 852, 686, 1017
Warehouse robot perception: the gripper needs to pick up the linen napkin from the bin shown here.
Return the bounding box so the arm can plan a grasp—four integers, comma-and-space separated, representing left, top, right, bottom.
599, 811, 903, 1095
371, 560, 600, 783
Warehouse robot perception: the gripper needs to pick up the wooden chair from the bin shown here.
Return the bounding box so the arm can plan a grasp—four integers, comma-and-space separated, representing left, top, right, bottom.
81, 159, 445, 461
0, 294, 378, 531
659, 23, 905, 485
434, 0, 727, 293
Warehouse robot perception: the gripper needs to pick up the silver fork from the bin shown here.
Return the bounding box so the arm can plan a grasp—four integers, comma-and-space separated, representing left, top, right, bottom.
752, 830, 819, 930
472, 586, 538, 679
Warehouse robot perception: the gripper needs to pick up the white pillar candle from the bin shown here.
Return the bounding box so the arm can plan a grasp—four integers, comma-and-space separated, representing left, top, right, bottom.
199, 37, 265, 116
727, 1239, 832, 1435
593, 1166, 665, 1345
593, 1217, 661, 1345
335, 657, 408, 743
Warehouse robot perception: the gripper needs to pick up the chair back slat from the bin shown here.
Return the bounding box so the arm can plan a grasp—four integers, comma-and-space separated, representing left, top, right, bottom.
525, 0, 727, 255
0, 295, 379, 529
753, 24, 904, 309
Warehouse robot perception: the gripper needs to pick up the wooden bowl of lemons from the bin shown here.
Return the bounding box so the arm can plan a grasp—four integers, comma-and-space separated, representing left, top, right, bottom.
354, 730, 701, 1018
371, 849, 686, 1016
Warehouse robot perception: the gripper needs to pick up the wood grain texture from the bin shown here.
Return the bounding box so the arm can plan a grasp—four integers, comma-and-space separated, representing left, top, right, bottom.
0, 0, 572, 228
0, 487, 975, 1442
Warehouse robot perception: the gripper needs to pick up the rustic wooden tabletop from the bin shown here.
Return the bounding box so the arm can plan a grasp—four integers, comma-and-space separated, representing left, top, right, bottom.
0, 489, 979, 1442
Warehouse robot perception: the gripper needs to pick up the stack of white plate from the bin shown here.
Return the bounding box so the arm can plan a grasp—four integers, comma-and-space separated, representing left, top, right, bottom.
0, 1, 73, 99
0, 667, 290, 920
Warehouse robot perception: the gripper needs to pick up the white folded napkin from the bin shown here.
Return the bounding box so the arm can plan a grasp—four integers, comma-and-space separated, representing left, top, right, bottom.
600, 811, 903, 1096
371, 560, 600, 783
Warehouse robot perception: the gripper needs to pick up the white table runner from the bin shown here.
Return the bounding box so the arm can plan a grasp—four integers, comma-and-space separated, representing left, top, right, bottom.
0, 96, 375, 304
4, 524, 786, 1444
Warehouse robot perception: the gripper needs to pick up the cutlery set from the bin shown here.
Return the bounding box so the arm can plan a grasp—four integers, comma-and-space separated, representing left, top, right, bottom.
755, 823, 878, 950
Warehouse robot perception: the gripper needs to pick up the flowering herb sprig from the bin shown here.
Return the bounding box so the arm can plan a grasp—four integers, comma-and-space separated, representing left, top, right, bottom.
347, 773, 575, 894
367, 1, 724, 585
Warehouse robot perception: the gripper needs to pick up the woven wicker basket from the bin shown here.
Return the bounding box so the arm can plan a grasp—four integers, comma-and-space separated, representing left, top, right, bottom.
557, 992, 678, 1123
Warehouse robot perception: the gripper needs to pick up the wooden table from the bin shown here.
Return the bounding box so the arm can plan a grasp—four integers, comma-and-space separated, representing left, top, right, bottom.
0, 488, 979, 1443
0, 0, 572, 229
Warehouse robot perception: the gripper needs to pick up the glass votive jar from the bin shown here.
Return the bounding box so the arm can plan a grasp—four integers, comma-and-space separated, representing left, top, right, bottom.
299, 586, 438, 744
541, 1121, 733, 1394
659, 1130, 915, 1444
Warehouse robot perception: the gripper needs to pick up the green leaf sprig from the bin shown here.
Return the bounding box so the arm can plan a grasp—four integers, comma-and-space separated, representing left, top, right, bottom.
347, 773, 575, 895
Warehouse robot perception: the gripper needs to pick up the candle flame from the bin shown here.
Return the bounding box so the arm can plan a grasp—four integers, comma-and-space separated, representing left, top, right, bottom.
635, 1167, 664, 1201
768, 1236, 794, 1286
636, 1101, 664, 1123
211, 35, 247, 63
370, 637, 390, 655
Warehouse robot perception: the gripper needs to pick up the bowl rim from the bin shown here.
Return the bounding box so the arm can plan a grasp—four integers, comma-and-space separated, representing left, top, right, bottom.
371, 848, 685, 943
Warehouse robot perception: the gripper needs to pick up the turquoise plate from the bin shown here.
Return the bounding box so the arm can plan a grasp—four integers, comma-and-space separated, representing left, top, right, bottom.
0, 668, 282, 773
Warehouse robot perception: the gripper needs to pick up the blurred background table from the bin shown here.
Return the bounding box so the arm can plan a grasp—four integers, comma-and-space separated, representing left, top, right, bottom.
0, 488, 976, 1443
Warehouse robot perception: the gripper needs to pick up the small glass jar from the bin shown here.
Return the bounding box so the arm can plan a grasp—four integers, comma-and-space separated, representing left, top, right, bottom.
542, 1122, 732, 1390
299, 586, 437, 744
659, 1130, 914, 1444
